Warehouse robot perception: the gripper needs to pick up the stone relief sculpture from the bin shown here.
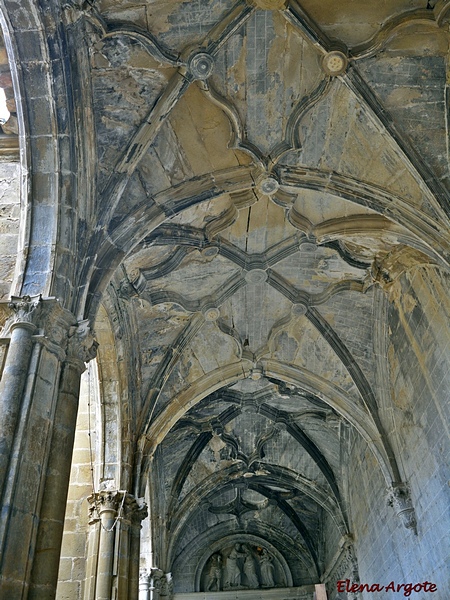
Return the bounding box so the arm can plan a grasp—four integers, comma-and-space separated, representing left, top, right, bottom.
224, 543, 246, 588
205, 553, 222, 591
259, 548, 275, 588
202, 543, 283, 591
242, 545, 260, 588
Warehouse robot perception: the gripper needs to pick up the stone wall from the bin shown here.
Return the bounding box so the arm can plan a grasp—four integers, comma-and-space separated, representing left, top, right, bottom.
0, 160, 20, 300
344, 267, 450, 598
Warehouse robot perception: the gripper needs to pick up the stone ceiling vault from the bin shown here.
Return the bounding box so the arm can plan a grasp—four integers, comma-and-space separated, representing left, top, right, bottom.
13, 0, 447, 591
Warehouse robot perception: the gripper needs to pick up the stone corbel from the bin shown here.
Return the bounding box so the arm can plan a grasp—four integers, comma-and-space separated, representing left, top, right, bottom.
367, 256, 394, 291
368, 246, 438, 295
124, 494, 148, 527
387, 482, 418, 534
66, 319, 98, 373
117, 274, 143, 300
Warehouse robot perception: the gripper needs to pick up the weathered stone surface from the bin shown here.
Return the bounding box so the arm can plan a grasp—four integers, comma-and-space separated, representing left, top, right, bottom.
0, 1, 448, 599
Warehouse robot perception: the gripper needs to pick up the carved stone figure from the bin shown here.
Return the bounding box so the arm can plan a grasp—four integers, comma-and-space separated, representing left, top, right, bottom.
224, 543, 245, 588
206, 553, 222, 591
259, 548, 275, 588
242, 545, 259, 588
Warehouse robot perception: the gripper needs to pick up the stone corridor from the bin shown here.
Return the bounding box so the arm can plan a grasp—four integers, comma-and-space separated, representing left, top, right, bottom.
0, 1, 449, 599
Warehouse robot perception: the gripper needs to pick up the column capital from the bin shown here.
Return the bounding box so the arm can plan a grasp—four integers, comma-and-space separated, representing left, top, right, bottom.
88, 490, 123, 524
150, 567, 164, 579
88, 491, 147, 526
139, 568, 151, 583
159, 572, 174, 599
0, 297, 89, 364
2, 294, 43, 334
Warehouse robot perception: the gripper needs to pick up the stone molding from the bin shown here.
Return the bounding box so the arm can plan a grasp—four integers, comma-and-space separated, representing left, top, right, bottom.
369, 245, 440, 293
248, 0, 288, 10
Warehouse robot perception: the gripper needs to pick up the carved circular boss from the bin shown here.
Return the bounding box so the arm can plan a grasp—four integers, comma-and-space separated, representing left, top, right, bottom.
188, 52, 215, 80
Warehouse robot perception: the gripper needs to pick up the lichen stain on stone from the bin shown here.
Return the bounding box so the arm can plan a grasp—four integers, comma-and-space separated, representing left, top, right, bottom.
386, 87, 423, 109
385, 27, 449, 57
401, 293, 417, 315
267, 15, 322, 133
226, 30, 247, 116
169, 85, 242, 175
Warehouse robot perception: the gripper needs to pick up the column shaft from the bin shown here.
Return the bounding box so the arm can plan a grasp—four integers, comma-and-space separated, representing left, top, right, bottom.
0, 322, 36, 494
0, 342, 59, 597
139, 576, 150, 600
96, 506, 117, 600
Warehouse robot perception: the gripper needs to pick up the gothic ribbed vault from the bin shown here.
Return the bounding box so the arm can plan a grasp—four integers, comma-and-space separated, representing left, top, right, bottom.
0, 0, 449, 598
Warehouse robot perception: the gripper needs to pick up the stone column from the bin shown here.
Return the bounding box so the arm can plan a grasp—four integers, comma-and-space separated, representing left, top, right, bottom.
139, 571, 150, 600
95, 491, 122, 600
85, 491, 147, 600
0, 297, 89, 597
29, 320, 98, 598
0, 295, 41, 495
